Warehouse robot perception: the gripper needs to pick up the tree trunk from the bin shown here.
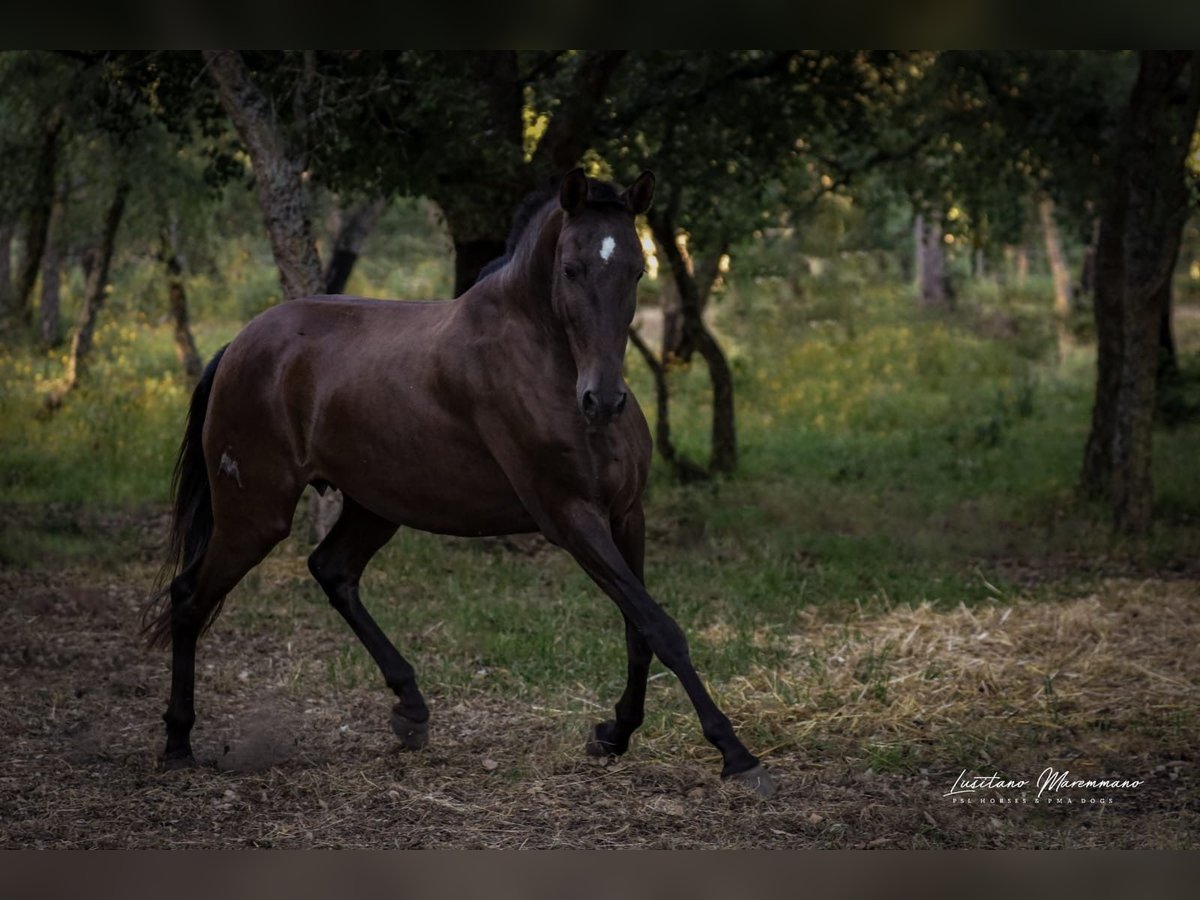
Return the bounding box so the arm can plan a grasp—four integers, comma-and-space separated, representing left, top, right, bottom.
204, 50, 323, 302
1087, 51, 1200, 534
648, 208, 738, 476
660, 236, 724, 362
1156, 240, 1181, 388
660, 275, 684, 362
693, 327, 738, 475
1015, 245, 1029, 288
973, 247, 986, 280
39, 179, 67, 348
167, 256, 203, 385
46, 180, 129, 408
1077, 219, 1099, 301
161, 223, 203, 385
627, 327, 706, 482
913, 213, 925, 293
1038, 196, 1073, 358
1039, 197, 1072, 321
453, 237, 508, 297
0, 221, 16, 324
1081, 193, 1125, 499
915, 211, 949, 309
12, 111, 64, 326
324, 197, 388, 294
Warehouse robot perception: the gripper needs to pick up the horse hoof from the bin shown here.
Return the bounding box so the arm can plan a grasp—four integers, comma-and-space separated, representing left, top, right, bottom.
585, 721, 626, 758
159, 751, 197, 772
724, 764, 778, 799
391, 712, 429, 751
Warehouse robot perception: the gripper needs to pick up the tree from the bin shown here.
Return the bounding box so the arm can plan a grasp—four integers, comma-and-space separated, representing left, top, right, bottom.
1083, 51, 1200, 532
12, 110, 63, 327
38, 176, 67, 347
161, 219, 203, 384
647, 196, 740, 474
13, 52, 168, 403
914, 211, 951, 309
203, 50, 323, 301
216, 51, 625, 296
877, 52, 1132, 318
861, 51, 1200, 532
328, 51, 627, 296
46, 177, 130, 407
324, 196, 388, 294
0, 52, 76, 329
856, 51, 1200, 531
1038, 196, 1073, 356
424, 50, 625, 295
0, 220, 13, 315
600, 51, 906, 478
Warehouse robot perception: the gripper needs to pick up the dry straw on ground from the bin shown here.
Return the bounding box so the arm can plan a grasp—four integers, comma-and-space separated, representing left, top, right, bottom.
733, 580, 1199, 758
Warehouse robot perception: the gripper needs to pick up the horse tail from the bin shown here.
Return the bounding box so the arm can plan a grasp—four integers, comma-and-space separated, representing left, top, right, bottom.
142, 344, 229, 649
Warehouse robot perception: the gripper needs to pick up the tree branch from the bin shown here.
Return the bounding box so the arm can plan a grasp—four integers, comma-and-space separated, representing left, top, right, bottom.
529, 50, 626, 176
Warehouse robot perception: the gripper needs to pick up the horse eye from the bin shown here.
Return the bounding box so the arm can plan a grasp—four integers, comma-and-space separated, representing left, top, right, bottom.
563, 263, 582, 281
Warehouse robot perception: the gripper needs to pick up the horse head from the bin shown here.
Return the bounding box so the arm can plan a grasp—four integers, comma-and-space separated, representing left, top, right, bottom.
552, 167, 655, 426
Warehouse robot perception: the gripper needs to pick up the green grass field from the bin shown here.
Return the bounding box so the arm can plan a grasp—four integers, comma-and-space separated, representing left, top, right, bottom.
3, 271, 1197, 700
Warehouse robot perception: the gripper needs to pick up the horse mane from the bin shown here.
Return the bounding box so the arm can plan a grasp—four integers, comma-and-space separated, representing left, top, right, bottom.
475, 176, 626, 286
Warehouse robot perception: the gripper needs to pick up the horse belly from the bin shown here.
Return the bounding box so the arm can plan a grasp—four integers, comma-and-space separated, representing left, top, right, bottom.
357, 471, 536, 538
315, 418, 537, 537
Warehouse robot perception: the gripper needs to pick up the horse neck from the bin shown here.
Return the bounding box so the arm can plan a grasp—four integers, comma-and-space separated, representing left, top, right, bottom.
499, 205, 564, 331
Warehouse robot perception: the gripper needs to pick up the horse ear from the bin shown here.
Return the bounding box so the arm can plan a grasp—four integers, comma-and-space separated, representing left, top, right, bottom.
559, 168, 588, 214
623, 170, 655, 215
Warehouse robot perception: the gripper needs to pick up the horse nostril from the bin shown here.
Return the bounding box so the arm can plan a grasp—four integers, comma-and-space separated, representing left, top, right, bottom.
581, 390, 599, 419
614, 392, 628, 415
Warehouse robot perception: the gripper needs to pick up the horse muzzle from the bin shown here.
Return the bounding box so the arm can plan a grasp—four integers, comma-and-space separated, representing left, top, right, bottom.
580, 388, 628, 425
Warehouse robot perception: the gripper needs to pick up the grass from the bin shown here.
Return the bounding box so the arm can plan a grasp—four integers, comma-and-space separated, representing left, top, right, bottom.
2, 271, 1199, 697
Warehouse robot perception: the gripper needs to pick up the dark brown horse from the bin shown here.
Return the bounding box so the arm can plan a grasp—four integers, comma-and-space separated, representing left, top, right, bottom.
145, 169, 776, 797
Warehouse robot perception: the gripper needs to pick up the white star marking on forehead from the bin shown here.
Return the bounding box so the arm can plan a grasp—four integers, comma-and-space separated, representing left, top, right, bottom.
599, 235, 616, 262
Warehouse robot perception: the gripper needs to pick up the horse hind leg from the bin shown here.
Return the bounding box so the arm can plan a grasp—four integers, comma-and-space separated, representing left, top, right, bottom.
306, 497, 429, 750
162, 510, 297, 768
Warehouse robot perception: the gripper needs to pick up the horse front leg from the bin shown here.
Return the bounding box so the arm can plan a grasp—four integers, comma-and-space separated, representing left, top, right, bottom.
586, 505, 652, 759
560, 504, 777, 797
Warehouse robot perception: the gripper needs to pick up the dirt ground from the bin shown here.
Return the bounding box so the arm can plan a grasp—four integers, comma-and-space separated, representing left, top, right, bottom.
1, 548, 1196, 849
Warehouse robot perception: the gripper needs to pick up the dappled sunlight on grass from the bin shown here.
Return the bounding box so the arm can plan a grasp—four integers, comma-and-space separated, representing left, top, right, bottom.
0, 317, 235, 505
